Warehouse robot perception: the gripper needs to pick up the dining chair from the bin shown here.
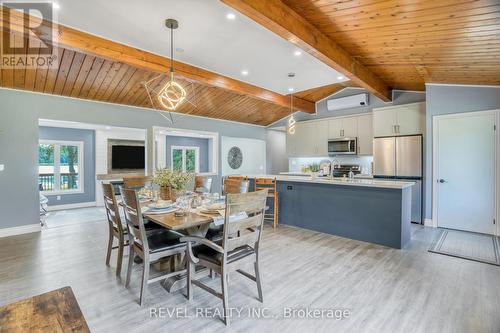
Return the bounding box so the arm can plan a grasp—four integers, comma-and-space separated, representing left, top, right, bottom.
121, 188, 186, 306
123, 176, 152, 190
254, 177, 279, 228
183, 189, 268, 326
223, 177, 250, 194
102, 183, 129, 276
194, 175, 213, 193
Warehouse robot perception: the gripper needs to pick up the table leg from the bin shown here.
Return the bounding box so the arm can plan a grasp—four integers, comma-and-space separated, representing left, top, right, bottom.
161, 224, 211, 293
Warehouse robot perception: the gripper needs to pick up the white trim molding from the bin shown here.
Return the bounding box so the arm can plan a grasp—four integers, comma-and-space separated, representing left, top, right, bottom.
424, 218, 435, 228
39, 139, 85, 195
46, 201, 96, 212
425, 83, 500, 89
153, 126, 219, 176
0, 224, 41, 238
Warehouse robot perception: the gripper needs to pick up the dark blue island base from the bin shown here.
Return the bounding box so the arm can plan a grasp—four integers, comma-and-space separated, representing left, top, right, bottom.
276, 181, 412, 249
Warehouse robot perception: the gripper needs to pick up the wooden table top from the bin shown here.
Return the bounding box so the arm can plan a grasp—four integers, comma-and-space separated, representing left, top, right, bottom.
144, 211, 214, 231
0, 286, 90, 333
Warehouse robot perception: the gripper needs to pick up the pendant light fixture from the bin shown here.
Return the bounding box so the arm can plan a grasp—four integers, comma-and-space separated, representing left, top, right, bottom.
287, 72, 296, 135
157, 19, 187, 111
288, 93, 296, 135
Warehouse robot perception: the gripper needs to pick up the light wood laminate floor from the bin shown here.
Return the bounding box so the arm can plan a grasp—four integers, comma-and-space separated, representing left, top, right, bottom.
1, 208, 499, 333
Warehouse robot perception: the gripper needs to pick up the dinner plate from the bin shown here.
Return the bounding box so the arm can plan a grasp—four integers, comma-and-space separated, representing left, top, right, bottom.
146, 207, 179, 215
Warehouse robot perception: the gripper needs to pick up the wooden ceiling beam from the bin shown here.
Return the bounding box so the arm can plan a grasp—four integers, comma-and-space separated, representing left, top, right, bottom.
221, 0, 392, 102
0, 6, 315, 113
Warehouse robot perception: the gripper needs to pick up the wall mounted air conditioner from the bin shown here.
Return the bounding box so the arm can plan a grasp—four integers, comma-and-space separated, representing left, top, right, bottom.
326, 93, 369, 111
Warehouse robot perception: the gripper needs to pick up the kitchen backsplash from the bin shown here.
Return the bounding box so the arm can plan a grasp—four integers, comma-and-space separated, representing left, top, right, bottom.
289, 156, 374, 174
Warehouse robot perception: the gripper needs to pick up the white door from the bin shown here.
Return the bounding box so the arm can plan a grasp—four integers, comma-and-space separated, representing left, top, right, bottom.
435, 112, 496, 234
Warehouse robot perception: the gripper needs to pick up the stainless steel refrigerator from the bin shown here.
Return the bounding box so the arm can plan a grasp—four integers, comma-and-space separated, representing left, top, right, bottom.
373, 135, 423, 223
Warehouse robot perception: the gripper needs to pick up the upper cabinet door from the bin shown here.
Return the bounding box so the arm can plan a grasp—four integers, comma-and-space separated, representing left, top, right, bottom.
373, 108, 397, 137
286, 128, 298, 156
357, 114, 373, 155
328, 118, 342, 138
396, 103, 425, 136
341, 117, 357, 137
315, 121, 328, 156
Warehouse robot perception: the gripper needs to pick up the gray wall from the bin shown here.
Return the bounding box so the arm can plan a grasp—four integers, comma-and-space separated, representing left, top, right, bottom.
39, 126, 96, 206
266, 129, 288, 174
0, 88, 266, 230
424, 84, 500, 219
269, 88, 426, 127
165, 135, 209, 173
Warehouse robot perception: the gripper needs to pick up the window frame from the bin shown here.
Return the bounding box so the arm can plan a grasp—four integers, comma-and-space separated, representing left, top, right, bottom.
38, 139, 84, 195
170, 145, 200, 173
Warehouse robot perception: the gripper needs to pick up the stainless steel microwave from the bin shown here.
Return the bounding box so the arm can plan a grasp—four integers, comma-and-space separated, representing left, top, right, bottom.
328, 137, 357, 155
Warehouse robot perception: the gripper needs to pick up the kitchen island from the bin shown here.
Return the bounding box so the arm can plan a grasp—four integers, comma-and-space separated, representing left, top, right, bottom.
242, 175, 414, 249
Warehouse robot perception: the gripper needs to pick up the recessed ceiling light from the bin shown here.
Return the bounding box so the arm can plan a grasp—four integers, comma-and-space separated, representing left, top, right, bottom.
294, 50, 302, 56
105, 126, 111, 130
52, 2, 60, 9
288, 87, 294, 92
241, 70, 249, 76
226, 13, 236, 20
337, 75, 344, 80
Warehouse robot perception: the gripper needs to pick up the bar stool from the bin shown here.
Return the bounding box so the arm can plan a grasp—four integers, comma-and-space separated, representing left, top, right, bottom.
254, 177, 278, 228
222, 176, 249, 194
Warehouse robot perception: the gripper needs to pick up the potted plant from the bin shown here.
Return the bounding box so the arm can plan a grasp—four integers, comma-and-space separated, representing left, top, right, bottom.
153, 168, 194, 201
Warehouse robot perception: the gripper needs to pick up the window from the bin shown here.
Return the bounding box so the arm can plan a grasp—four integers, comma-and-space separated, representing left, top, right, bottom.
38, 140, 84, 194
171, 146, 199, 173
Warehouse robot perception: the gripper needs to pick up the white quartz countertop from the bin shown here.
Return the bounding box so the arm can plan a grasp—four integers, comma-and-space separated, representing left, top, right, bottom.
242, 174, 414, 189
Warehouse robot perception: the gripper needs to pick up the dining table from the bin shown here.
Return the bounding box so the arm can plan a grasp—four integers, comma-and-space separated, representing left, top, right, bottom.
140, 198, 223, 293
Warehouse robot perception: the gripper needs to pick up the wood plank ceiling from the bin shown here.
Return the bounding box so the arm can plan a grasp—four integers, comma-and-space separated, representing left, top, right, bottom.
282, 0, 500, 91
0, 32, 295, 126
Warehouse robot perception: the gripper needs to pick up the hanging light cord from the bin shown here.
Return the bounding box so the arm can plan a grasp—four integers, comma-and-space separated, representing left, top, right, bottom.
170, 26, 174, 76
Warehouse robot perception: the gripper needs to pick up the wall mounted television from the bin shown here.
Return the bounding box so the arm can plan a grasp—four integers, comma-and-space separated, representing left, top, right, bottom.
111, 145, 145, 169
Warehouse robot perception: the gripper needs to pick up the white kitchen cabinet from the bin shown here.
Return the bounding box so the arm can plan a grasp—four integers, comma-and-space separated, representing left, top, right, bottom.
397, 103, 425, 135
315, 121, 328, 155
287, 120, 327, 156
328, 118, 342, 138
373, 108, 398, 137
328, 116, 357, 138
286, 125, 300, 156
357, 114, 373, 155
342, 117, 357, 137
373, 102, 425, 137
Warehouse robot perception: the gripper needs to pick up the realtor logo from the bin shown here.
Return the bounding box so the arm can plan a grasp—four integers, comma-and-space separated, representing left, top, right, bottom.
1, 1, 58, 69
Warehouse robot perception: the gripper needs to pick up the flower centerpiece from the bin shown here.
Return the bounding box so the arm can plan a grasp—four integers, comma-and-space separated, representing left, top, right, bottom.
153, 168, 194, 201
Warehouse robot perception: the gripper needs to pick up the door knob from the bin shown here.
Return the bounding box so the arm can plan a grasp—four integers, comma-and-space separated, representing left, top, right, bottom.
438, 179, 447, 183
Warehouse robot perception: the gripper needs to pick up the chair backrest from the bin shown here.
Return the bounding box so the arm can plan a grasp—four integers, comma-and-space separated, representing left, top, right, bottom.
254, 177, 277, 196
123, 176, 152, 189
226, 176, 247, 181
102, 183, 124, 235
222, 190, 268, 254
120, 188, 149, 252
223, 178, 250, 194
194, 176, 213, 193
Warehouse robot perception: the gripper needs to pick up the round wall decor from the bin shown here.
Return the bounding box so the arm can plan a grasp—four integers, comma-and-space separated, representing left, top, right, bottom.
227, 146, 243, 169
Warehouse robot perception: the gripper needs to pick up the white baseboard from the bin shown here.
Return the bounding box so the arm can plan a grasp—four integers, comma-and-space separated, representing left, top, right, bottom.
46, 201, 96, 211
424, 218, 435, 227
0, 224, 41, 238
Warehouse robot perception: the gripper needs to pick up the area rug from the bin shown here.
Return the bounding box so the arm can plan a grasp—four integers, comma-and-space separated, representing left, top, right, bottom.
429, 229, 500, 266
